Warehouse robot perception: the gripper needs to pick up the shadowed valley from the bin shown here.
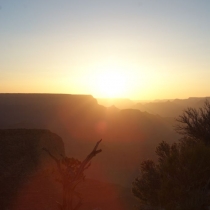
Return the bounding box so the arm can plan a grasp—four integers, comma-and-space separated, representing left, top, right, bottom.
1, 94, 201, 209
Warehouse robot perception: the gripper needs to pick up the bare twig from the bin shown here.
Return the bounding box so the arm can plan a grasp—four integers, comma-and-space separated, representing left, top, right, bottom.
43, 147, 62, 172
74, 139, 102, 181
43, 139, 102, 210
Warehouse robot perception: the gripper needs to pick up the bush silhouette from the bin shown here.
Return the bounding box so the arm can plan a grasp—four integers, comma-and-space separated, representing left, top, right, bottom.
175, 99, 210, 145
133, 101, 210, 210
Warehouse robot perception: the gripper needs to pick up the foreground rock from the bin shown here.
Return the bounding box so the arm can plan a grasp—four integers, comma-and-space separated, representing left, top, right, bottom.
0, 129, 64, 210
0, 129, 138, 210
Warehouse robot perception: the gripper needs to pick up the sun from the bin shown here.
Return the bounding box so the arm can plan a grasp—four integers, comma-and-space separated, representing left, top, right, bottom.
94, 68, 127, 98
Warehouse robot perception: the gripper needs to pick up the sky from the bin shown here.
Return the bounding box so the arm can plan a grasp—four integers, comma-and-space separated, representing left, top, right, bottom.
0, 0, 210, 100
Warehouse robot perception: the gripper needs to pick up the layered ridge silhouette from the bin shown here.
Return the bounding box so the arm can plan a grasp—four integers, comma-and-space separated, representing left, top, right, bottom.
0, 94, 179, 186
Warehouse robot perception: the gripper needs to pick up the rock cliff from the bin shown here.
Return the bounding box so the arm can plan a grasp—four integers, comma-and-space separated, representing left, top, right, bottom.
0, 129, 64, 210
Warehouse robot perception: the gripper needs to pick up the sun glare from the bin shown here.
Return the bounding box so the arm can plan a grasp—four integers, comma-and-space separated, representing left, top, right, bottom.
94, 67, 127, 98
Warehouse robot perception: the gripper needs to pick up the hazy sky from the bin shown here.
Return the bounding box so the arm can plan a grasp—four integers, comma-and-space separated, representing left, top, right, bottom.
0, 0, 210, 99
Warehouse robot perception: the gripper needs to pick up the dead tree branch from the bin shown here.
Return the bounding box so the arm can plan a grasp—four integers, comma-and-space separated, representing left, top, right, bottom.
43, 139, 102, 210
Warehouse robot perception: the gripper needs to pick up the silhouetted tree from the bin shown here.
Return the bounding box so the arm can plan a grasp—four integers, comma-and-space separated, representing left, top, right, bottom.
175, 99, 210, 145
133, 101, 210, 210
132, 160, 161, 209
44, 139, 102, 210
133, 140, 210, 210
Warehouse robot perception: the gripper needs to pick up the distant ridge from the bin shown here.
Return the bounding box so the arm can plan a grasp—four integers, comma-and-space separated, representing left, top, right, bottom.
0, 93, 179, 186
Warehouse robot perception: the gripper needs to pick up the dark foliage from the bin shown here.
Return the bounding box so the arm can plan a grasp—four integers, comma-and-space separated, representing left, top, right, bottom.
133, 140, 210, 210
175, 99, 210, 145
133, 101, 210, 210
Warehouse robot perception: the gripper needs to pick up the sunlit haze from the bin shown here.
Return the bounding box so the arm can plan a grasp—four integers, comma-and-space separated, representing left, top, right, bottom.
0, 0, 210, 100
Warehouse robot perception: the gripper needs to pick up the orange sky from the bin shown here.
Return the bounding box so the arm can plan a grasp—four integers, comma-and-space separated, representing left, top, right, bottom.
0, 1, 210, 100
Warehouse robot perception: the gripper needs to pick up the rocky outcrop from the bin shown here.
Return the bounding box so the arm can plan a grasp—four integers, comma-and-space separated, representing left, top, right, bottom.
0, 129, 64, 210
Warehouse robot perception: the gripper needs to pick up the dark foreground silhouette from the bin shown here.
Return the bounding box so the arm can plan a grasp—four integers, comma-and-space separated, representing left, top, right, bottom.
0, 129, 136, 210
